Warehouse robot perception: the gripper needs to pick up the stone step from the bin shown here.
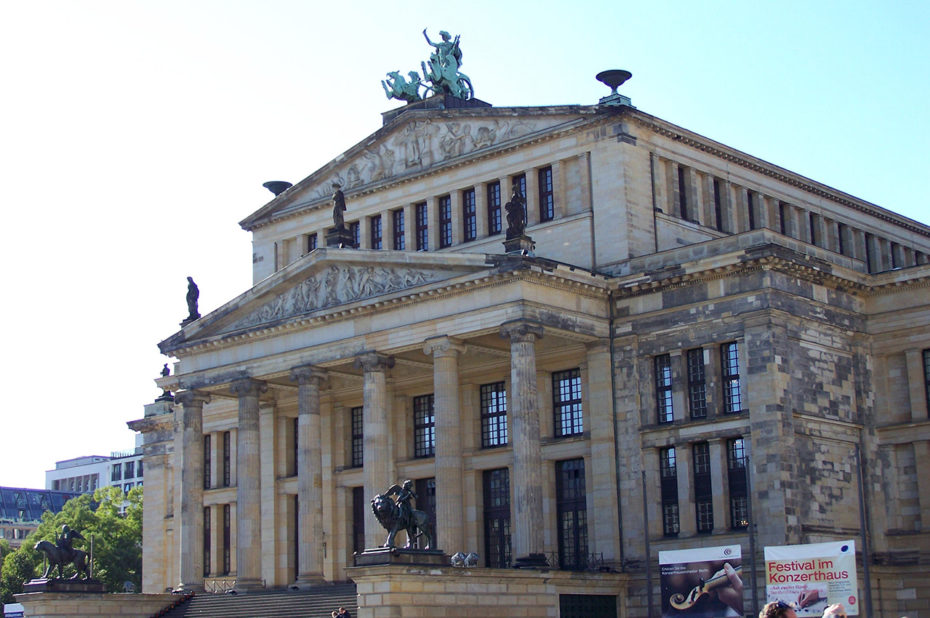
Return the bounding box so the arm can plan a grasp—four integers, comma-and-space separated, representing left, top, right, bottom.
156, 584, 357, 618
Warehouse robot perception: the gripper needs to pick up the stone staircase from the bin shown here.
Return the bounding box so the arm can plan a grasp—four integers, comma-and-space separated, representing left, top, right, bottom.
155, 583, 358, 618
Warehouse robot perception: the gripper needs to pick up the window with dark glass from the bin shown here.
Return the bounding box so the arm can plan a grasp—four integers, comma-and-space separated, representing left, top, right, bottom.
655, 354, 673, 423
413, 394, 435, 458
687, 348, 707, 419
779, 202, 789, 236
462, 188, 477, 242
660, 447, 680, 536
483, 468, 511, 568
203, 434, 211, 489
111, 463, 121, 482
560, 595, 617, 617
480, 382, 507, 448
924, 350, 930, 417
203, 506, 211, 576
293, 495, 299, 581
415, 202, 428, 250
553, 369, 583, 437
693, 442, 713, 533
352, 487, 365, 555
137, 459, 143, 478
292, 417, 299, 477
351, 406, 364, 467
713, 179, 724, 231
349, 221, 360, 248
721, 342, 743, 414
306, 233, 318, 253
837, 222, 847, 255
222, 431, 230, 487
747, 192, 756, 230
414, 478, 436, 549
809, 212, 818, 246
125, 461, 135, 479
538, 166, 554, 222
370, 214, 382, 249
677, 166, 689, 221
392, 209, 405, 250
556, 458, 588, 570
487, 182, 502, 235
438, 196, 452, 248
727, 438, 749, 529
222, 504, 231, 574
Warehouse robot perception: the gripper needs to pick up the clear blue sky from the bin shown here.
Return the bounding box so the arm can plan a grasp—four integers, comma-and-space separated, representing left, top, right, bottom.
0, 0, 927, 488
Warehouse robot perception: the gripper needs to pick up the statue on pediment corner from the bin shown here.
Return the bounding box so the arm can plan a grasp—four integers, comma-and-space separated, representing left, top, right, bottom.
181, 277, 200, 326
332, 183, 347, 231
505, 185, 527, 239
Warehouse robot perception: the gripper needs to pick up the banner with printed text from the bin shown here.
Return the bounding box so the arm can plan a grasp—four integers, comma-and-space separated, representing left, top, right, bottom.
764, 540, 858, 616
658, 544, 744, 617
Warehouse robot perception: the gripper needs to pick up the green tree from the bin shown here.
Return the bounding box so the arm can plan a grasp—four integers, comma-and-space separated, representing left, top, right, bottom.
0, 486, 142, 603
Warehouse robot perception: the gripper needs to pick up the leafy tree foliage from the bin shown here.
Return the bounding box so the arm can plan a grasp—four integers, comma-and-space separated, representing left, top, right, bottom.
0, 486, 142, 603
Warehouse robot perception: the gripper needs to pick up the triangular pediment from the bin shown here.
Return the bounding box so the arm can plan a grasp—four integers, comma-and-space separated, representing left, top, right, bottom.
160, 249, 492, 354
241, 105, 597, 229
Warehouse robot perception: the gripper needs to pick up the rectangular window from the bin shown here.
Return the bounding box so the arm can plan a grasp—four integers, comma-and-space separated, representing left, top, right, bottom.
809, 212, 819, 246
511, 174, 526, 202
721, 342, 743, 414
415, 202, 428, 250
864, 232, 874, 272
487, 182, 502, 235
413, 394, 435, 458
693, 442, 713, 533
203, 506, 211, 576
655, 354, 674, 423
687, 348, 707, 419
747, 191, 756, 230
924, 349, 930, 418
222, 431, 230, 487
538, 166, 554, 222
414, 478, 436, 549
462, 188, 477, 242
222, 504, 231, 574
125, 461, 135, 479
203, 435, 211, 489
556, 459, 588, 570
727, 438, 749, 529
350, 406, 364, 468
370, 214, 382, 249
553, 368, 583, 437
392, 209, 405, 250
713, 179, 724, 231
306, 233, 318, 253
837, 222, 847, 255
349, 221, 360, 248
352, 487, 365, 555
292, 417, 299, 477
111, 463, 121, 482
137, 460, 143, 478
483, 468, 511, 568
480, 382, 508, 448
779, 202, 789, 236
677, 166, 689, 221
438, 196, 452, 248
660, 447, 680, 536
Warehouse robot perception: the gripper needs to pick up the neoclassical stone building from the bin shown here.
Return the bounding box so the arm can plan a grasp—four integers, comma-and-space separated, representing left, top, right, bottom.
131, 87, 930, 616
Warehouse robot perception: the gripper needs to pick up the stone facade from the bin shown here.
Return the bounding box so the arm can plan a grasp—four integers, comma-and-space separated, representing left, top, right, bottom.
131, 94, 930, 616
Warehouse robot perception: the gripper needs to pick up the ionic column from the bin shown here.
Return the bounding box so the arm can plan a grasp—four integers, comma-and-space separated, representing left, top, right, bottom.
500, 320, 546, 566
423, 336, 466, 552
355, 352, 395, 548
175, 390, 211, 591
230, 378, 267, 590
290, 365, 328, 585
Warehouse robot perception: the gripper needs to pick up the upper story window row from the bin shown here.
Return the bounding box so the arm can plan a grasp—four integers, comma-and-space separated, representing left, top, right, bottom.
653, 342, 744, 426
273, 166, 559, 271
655, 156, 929, 273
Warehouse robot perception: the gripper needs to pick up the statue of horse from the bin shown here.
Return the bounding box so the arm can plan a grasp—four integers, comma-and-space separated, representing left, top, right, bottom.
382, 71, 423, 104
370, 493, 434, 550
34, 528, 90, 580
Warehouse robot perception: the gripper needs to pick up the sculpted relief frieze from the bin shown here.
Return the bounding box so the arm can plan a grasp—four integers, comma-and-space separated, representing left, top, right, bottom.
230, 265, 444, 331
313, 118, 538, 199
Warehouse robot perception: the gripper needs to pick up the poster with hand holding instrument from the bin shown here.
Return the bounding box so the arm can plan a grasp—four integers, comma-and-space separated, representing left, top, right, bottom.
659, 545, 744, 617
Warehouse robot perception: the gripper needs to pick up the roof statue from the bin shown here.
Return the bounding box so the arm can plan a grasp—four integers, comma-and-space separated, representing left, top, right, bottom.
381, 28, 473, 104
181, 276, 200, 326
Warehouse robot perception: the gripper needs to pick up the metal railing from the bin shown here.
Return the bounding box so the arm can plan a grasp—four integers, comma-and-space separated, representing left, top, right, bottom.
204, 578, 237, 593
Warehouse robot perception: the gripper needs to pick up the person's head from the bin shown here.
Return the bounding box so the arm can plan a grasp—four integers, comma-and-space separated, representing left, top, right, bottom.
439, 30, 450, 41
402, 479, 413, 490
822, 604, 847, 618
760, 601, 797, 618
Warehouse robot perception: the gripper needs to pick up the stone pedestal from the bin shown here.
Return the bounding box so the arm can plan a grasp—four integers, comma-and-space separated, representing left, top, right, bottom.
22, 579, 105, 593
353, 547, 448, 567
503, 235, 535, 255
326, 227, 355, 248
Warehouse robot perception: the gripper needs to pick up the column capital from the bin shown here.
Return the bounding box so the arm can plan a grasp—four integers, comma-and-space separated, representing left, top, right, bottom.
289, 365, 328, 387
423, 336, 466, 359
229, 378, 268, 398
500, 320, 544, 343
354, 352, 395, 373
174, 390, 211, 408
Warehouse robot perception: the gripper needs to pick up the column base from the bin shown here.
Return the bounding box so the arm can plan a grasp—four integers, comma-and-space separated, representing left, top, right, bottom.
292, 573, 326, 588
233, 577, 265, 592
512, 553, 550, 569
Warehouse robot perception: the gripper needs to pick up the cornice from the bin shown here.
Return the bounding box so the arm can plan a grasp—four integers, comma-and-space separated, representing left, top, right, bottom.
630, 112, 930, 238
127, 415, 173, 434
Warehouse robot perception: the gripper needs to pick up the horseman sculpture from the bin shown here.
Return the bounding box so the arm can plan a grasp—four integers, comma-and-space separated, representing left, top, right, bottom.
34, 524, 91, 580
370, 480, 434, 550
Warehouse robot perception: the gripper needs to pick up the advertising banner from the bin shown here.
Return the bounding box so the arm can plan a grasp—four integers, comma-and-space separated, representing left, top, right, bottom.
659, 544, 744, 617
764, 540, 859, 616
